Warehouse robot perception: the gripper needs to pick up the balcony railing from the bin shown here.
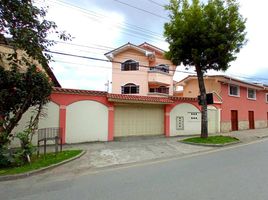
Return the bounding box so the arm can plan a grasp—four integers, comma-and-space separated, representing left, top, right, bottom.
149, 87, 169, 94
149, 67, 169, 73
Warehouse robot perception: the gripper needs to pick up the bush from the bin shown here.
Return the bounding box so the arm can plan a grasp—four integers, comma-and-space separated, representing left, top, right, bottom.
15, 130, 36, 164
0, 147, 12, 167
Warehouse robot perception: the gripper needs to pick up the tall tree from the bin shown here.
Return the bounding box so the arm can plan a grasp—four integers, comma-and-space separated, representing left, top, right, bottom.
164, 0, 246, 138
0, 0, 70, 149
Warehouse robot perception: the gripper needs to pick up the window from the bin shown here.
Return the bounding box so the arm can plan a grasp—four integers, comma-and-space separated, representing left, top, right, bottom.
229, 84, 240, 97
247, 88, 256, 100
149, 86, 169, 94
121, 60, 139, 71
121, 83, 139, 94
266, 93, 268, 103
149, 64, 169, 73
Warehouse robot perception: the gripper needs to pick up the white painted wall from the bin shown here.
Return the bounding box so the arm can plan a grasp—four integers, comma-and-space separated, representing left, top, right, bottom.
10, 101, 60, 147
66, 100, 108, 143
207, 105, 220, 134
170, 103, 201, 136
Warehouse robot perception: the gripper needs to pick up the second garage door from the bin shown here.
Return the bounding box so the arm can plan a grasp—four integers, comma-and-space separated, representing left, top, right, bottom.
114, 104, 164, 137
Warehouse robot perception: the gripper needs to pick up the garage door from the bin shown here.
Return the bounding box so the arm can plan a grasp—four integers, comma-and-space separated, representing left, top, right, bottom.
114, 104, 164, 137
66, 100, 108, 143
170, 103, 201, 136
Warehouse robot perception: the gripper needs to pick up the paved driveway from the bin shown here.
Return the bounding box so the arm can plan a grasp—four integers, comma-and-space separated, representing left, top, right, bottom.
48, 136, 214, 176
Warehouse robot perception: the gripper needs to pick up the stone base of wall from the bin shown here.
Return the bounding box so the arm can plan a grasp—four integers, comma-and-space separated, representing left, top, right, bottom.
221, 120, 268, 133
255, 120, 267, 129
221, 122, 231, 133
239, 121, 249, 130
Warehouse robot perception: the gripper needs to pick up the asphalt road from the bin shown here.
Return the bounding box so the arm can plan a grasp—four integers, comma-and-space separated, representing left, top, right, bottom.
1, 139, 268, 200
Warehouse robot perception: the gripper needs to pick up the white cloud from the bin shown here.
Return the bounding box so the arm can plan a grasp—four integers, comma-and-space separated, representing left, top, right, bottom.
226, 0, 268, 76
36, 0, 124, 90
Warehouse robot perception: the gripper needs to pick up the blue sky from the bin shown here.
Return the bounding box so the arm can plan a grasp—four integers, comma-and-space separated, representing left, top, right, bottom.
38, 0, 268, 90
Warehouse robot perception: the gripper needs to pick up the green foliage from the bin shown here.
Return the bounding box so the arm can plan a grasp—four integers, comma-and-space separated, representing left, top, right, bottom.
164, 0, 247, 72
0, 146, 12, 167
164, 0, 246, 138
16, 129, 36, 164
0, 150, 82, 175
0, 0, 71, 163
0, 65, 52, 136
182, 135, 239, 144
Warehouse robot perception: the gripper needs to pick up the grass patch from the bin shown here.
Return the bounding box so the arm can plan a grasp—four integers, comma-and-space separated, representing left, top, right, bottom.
182, 135, 239, 145
0, 150, 82, 176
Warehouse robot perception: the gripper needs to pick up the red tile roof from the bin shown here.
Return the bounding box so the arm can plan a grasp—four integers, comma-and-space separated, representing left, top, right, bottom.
177, 75, 265, 89
53, 88, 199, 104
107, 93, 174, 104
53, 87, 107, 96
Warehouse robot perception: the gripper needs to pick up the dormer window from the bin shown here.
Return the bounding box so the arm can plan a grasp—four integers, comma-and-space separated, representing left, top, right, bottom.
149, 64, 169, 73
121, 83, 139, 94
121, 60, 139, 71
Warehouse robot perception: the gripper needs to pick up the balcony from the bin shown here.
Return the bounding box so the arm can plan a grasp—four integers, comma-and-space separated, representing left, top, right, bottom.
148, 87, 169, 96
148, 67, 171, 85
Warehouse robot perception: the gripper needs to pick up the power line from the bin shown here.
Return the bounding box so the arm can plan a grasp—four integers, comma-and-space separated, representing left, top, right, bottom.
112, 0, 169, 20
48, 50, 268, 83
42, 0, 166, 42
146, 0, 165, 8
47, 50, 195, 74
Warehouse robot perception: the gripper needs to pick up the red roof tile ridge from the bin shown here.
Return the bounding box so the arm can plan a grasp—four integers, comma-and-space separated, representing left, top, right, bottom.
107, 93, 174, 103
53, 87, 107, 96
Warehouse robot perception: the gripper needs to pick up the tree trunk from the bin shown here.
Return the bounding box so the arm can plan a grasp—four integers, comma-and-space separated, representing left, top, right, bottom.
195, 65, 208, 138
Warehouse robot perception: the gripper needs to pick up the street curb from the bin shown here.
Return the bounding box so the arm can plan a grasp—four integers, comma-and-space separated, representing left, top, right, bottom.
180, 140, 241, 147
257, 135, 268, 139
0, 150, 86, 182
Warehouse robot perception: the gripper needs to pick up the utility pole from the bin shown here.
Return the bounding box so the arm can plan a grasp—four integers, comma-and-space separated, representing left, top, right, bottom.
104, 80, 110, 92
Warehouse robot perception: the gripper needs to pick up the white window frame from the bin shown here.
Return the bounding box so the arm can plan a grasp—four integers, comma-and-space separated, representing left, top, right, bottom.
247, 88, 256, 100
229, 84, 240, 97
266, 93, 268, 103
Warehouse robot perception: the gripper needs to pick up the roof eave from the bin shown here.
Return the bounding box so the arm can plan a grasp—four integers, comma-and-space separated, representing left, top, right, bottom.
108, 98, 173, 104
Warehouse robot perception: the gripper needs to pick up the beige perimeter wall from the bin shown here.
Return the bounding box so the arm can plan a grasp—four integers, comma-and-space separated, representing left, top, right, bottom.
11, 101, 60, 147
66, 100, 108, 143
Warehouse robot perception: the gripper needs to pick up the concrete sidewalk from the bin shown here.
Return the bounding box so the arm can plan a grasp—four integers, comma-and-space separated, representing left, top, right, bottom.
40, 128, 268, 179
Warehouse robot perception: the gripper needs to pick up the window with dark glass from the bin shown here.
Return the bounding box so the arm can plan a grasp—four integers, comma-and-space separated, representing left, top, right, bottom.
229, 84, 239, 96
121, 60, 139, 71
247, 88, 256, 100
121, 83, 139, 94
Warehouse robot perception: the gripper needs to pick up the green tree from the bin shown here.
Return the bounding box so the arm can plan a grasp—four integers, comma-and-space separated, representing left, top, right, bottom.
164, 0, 246, 138
0, 0, 70, 163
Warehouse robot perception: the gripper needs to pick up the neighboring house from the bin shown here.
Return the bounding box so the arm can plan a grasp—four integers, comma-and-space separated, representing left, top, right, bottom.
0, 35, 61, 147
0, 35, 60, 87
105, 42, 176, 96
176, 75, 268, 132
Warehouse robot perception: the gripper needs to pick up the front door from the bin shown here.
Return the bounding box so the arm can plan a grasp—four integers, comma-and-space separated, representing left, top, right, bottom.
231, 110, 238, 131
248, 111, 255, 129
